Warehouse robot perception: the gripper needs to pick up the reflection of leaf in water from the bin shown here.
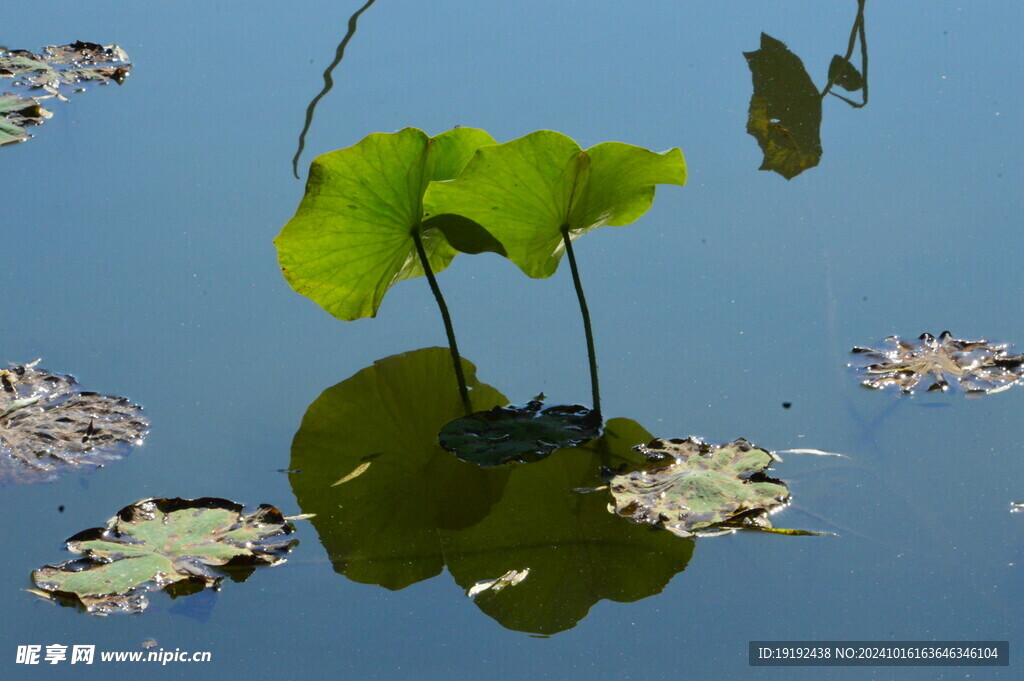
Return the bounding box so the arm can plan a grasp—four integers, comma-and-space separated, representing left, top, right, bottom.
0, 361, 148, 484
423, 130, 686, 279
607, 437, 792, 537
289, 348, 510, 590
441, 418, 695, 635
828, 55, 864, 92
276, 127, 496, 321
743, 33, 822, 180
31, 497, 296, 615
850, 331, 1024, 394
438, 394, 602, 466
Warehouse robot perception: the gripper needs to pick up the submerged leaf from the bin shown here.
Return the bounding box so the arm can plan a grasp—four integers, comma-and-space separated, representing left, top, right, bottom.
31, 497, 296, 615
743, 33, 822, 179
0, 361, 148, 484
850, 331, 1024, 394
438, 394, 601, 466
276, 127, 496, 320
423, 130, 686, 278
606, 437, 793, 537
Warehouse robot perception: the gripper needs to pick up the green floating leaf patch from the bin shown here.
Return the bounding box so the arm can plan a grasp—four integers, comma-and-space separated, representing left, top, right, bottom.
423, 130, 686, 278
276, 127, 496, 320
438, 394, 601, 466
31, 497, 297, 615
607, 436, 803, 537
0, 93, 50, 146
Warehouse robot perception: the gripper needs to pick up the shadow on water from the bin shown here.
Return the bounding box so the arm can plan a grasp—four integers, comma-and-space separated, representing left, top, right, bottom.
292, 0, 378, 178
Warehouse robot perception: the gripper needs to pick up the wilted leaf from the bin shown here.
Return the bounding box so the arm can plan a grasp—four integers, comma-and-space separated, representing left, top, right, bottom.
467, 568, 529, 598
0, 92, 51, 146
850, 331, 1024, 394
1, 41, 130, 99
607, 437, 793, 537
442, 418, 695, 634
423, 130, 686, 278
0, 360, 148, 484
276, 127, 497, 320
828, 54, 864, 91
438, 394, 601, 466
744, 33, 822, 179
289, 348, 510, 590
31, 497, 296, 615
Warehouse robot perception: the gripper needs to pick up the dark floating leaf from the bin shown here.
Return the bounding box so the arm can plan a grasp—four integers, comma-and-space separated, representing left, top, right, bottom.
606, 436, 811, 538
31, 497, 297, 615
850, 331, 1024, 394
0, 360, 148, 484
0, 41, 130, 147
743, 33, 823, 180
828, 54, 864, 91
438, 395, 602, 466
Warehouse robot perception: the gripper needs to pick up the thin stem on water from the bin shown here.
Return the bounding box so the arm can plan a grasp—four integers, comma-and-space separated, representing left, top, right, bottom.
561, 226, 601, 417
411, 228, 472, 414
820, 0, 868, 108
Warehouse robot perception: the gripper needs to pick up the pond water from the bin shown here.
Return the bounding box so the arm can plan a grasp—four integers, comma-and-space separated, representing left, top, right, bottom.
2, 1, 1023, 679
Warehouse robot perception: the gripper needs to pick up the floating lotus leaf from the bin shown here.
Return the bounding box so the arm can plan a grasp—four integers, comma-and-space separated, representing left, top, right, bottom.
850, 331, 1024, 394
0, 92, 51, 146
743, 33, 823, 180
31, 497, 296, 615
276, 127, 497, 320
0, 360, 148, 484
1, 41, 130, 98
423, 130, 686, 278
606, 437, 792, 537
438, 394, 602, 466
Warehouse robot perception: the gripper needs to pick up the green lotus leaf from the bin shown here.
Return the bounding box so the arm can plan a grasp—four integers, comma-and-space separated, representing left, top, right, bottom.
276, 127, 497, 320
31, 497, 296, 615
423, 130, 686, 278
0, 360, 148, 485
850, 331, 1024, 394
607, 436, 792, 537
438, 394, 601, 466
289, 347, 510, 590
743, 33, 823, 180
442, 418, 695, 635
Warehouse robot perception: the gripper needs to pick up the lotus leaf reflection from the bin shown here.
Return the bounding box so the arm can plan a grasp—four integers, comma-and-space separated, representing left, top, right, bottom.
850, 332, 1024, 394
606, 437, 791, 537
31, 497, 297, 615
0, 360, 148, 484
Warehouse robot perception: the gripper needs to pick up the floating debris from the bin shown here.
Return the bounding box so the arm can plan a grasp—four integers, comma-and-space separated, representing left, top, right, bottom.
850, 331, 1024, 394
1011, 502, 1023, 514
31, 497, 298, 615
438, 394, 601, 466
0, 360, 148, 484
1, 41, 131, 146
467, 568, 530, 599
606, 437, 819, 538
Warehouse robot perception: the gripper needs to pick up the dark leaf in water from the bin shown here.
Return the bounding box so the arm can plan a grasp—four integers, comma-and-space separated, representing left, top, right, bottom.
607, 436, 810, 537
744, 33, 823, 179
0, 360, 148, 484
438, 395, 602, 466
850, 331, 1024, 394
828, 54, 864, 91
31, 497, 297, 615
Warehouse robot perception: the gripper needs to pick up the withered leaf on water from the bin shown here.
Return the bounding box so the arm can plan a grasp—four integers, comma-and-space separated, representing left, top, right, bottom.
0, 360, 148, 484
850, 331, 1024, 394
31, 497, 297, 615
606, 437, 796, 537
